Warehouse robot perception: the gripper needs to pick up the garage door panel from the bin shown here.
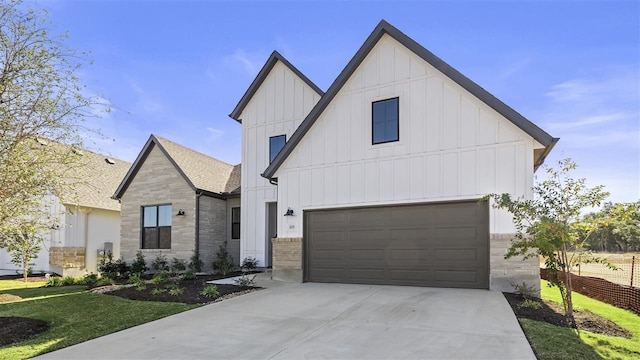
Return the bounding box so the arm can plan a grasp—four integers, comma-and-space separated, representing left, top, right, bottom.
311, 267, 346, 282
388, 251, 434, 267
347, 249, 386, 261
388, 269, 432, 282
434, 248, 481, 261
311, 249, 346, 261
435, 269, 480, 284
347, 268, 386, 283
434, 227, 479, 241
311, 211, 349, 227
305, 201, 488, 289
389, 228, 433, 242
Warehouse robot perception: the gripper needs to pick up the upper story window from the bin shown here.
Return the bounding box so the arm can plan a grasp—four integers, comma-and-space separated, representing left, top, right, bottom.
372, 97, 399, 144
269, 135, 286, 163
142, 204, 172, 249
231, 207, 240, 239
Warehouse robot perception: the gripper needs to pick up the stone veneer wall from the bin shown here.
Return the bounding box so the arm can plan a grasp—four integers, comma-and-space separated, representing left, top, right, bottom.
119, 144, 196, 264
490, 233, 541, 296
198, 196, 229, 272
272, 237, 302, 282
49, 247, 86, 276
50, 247, 86, 268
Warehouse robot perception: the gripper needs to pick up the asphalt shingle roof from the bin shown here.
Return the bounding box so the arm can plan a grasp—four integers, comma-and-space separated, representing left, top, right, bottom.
60, 149, 131, 211
113, 135, 240, 199
153, 135, 237, 194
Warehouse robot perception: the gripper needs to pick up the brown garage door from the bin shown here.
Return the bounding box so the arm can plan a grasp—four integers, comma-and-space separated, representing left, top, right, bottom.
304, 201, 489, 289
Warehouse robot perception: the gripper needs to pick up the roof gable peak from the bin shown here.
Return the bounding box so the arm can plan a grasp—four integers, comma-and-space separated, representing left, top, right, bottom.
229, 51, 324, 122
261, 19, 558, 179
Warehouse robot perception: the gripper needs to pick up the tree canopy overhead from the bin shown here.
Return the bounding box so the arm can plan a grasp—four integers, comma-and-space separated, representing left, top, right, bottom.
0, 0, 106, 277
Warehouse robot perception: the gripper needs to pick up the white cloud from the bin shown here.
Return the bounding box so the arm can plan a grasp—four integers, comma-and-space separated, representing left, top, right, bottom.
229, 49, 262, 75
124, 76, 165, 114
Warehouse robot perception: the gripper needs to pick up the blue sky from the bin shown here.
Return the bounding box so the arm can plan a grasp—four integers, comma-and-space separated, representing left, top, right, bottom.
41, 0, 639, 204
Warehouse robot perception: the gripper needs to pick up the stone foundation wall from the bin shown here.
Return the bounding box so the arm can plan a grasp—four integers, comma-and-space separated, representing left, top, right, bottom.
490, 234, 540, 296
49, 247, 86, 276
50, 247, 86, 269
272, 237, 302, 282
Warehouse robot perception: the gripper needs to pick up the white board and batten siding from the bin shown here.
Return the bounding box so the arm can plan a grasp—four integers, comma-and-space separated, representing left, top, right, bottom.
240, 61, 321, 265
275, 34, 542, 238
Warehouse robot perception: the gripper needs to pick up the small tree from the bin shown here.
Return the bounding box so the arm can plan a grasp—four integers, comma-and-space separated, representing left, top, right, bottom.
6, 219, 46, 282
484, 158, 609, 326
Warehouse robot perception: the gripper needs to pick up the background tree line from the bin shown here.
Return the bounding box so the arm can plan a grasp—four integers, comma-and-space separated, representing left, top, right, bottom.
580, 201, 640, 253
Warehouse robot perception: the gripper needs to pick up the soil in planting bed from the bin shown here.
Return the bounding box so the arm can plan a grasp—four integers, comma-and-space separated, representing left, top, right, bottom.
0, 317, 50, 346
504, 292, 632, 338
102, 274, 261, 305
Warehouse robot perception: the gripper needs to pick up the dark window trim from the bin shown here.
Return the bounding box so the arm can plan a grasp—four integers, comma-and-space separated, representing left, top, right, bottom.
231, 207, 240, 239
371, 97, 399, 145
141, 204, 172, 249
269, 134, 287, 163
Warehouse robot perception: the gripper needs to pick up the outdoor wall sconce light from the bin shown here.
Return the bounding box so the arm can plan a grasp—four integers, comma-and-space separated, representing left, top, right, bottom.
284, 207, 294, 216
176, 209, 185, 216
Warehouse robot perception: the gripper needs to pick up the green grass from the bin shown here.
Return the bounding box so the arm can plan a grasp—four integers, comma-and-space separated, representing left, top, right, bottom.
521, 280, 640, 360
0, 279, 48, 291
0, 280, 198, 360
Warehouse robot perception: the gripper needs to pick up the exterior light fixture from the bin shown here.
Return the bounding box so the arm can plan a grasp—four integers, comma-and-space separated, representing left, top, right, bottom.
177, 209, 185, 216
284, 208, 294, 216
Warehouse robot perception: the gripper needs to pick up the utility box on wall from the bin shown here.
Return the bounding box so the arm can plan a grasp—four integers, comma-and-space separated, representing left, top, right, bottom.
104, 242, 113, 255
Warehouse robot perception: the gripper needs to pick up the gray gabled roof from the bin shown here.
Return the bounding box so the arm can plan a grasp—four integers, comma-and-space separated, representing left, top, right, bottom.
229, 51, 324, 122
113, 135, 239, 199
262, 20, 558, 179
60, 147, 131, 211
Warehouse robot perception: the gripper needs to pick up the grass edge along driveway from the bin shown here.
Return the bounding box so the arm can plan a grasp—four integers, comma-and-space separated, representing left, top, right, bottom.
0, 281, 198, 360
521, 280, 640, 360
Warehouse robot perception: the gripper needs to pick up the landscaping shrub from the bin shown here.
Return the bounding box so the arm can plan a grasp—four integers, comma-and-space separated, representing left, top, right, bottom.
168, 287, 184, 296
151, 288, 167, 295
44, 277, 64, 287
212, 244, 234, 276
241, 257, 258, 272
200, 285, 219, 298
129, 273, 147, 291
182, 269, 196, 280
170, 258, 186, 274
130, 251, 148, 275
152, 254, 169, 273
95, 277, 115, 287
152, 272, 170, 285
188, 250, 203, 273
77, 273, 98, 285
234, 274, 256, 287
98, 252, 130, 279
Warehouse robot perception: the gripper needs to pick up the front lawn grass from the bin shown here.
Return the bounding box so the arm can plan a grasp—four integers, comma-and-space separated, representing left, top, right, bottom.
0, 280, 198, 360
522, 280, 640, 360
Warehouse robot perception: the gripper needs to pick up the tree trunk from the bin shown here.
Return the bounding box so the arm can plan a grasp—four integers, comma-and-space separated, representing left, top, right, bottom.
23, 258, 28, 283
561, 244, 576, 327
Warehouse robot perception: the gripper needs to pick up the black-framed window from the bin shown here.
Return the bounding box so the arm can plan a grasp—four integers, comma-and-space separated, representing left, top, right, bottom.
231, 207, 240, 239
269, 135, 286, 163
372, 97, 399, 144
142, 205, 172, 249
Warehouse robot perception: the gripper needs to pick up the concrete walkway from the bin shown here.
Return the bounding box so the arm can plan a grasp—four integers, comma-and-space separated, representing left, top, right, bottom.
37, 273, 535, 360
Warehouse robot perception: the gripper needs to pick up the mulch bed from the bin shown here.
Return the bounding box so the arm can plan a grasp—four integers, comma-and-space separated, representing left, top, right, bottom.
504, 292, 632, 338
103, 275, 260, 304
0, 317, 50, 346
0, 273, 261, 347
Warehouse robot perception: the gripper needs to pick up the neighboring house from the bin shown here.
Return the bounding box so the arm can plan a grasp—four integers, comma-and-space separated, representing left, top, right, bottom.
0, 146, 131, 277
230, 20, 558, 293
113, 135, 241, 272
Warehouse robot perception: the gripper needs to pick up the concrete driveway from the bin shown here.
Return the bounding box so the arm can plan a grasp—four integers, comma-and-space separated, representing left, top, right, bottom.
37, 274, 535, 360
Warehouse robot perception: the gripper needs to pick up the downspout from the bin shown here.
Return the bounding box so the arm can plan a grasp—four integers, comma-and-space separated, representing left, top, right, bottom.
195, 191, 202, 257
